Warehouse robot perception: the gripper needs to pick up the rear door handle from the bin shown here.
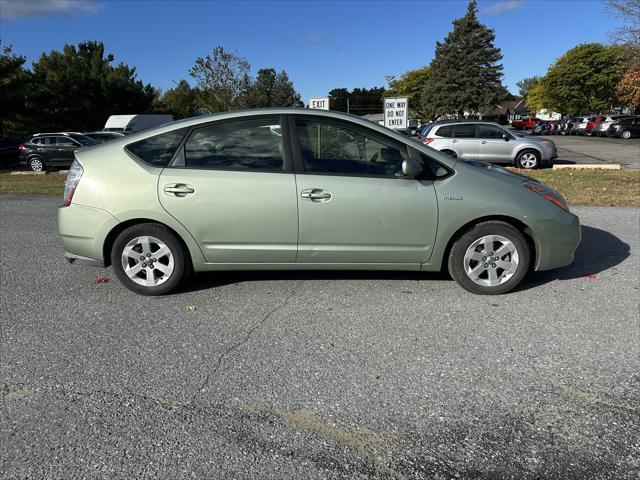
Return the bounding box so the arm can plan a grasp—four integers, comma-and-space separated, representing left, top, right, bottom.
481, 140, 488, 144
301, 188, 331, 201
452, 139, 458, 143
164, 184, 195, 196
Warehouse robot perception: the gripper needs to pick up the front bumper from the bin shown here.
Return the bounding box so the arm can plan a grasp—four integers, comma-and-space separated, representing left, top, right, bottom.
533, 209, 581, 271
58, 203, 119, 267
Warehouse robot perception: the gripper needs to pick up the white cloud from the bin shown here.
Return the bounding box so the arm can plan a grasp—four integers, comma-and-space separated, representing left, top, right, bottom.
480, 0, 524, 15
0, 0, 102, 19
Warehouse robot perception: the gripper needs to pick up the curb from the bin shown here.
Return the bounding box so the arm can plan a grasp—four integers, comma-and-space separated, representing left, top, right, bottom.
552, 164, 621, 171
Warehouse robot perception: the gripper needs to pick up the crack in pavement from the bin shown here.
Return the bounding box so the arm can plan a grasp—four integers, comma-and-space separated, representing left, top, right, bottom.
189, 283, 301, 404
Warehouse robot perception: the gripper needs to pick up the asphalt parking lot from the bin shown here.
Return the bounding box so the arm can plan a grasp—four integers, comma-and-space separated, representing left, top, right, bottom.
522, 133, 640, 169
1, 195, 639, 479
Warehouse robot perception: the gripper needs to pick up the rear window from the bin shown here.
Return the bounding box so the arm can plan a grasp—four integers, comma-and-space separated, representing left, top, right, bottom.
452, 124, 476, 138
125, 128, 188, 167
434, 125, 453, 137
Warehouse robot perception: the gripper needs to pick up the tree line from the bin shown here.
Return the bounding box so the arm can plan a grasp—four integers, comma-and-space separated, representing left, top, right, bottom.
0, 41, 302, 139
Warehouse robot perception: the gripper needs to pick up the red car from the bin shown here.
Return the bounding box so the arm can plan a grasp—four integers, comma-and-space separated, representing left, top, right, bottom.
511, 117, 538, 130
585, 115, 605, 135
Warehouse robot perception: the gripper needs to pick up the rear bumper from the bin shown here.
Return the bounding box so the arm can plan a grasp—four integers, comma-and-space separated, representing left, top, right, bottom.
58, 203, 119, 267
533, 209, 581, 271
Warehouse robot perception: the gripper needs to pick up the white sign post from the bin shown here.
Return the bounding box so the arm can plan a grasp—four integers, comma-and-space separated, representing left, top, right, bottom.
309, 97, 330, 110
384, 97, 408, 130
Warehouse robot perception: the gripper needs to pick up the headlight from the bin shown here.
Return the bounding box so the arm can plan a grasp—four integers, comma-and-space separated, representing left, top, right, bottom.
523, 181, 568, 210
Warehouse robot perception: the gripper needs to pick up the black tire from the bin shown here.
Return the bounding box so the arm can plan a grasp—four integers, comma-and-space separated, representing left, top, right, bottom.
28, 156, 46, 172
515, 149, 541, 169
448, 221, 531, 295
440, 149, 458, 158
110, 223, 192, 296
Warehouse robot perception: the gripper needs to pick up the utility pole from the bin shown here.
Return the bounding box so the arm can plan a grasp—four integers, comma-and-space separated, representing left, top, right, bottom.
347, 98, 350, 114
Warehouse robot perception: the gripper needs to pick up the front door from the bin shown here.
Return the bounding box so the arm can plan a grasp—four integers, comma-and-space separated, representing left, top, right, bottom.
56, 136, 80, 165
476, 124, 514, 163
158, 116, 298, 264
291, 116, 438, 265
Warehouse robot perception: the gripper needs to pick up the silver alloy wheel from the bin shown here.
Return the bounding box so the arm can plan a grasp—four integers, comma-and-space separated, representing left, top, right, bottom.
29, 158, 43, 172
463, 234, 519, 287
622, 131, 631, 139
120, 235, 175, 287
519, 152, 538, 169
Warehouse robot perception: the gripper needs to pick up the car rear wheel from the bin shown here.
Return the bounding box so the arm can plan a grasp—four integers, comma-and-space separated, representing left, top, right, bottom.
621, 130, 632, 139
111, 223, 191, 296
448, 221, 531, 295
28, 156, 45, 172
515, 150, 540, 169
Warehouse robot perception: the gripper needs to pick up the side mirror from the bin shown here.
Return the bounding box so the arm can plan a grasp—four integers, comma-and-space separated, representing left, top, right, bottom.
400, 157, 423, 178
503, 134, 510, 141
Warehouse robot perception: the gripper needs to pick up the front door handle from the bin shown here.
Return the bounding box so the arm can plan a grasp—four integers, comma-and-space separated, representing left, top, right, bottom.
481, 140, 488, 144
301, 188, 331, 201
164, 184, 195, 196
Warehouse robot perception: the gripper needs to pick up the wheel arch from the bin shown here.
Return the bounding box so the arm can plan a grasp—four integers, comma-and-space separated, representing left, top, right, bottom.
440, 215, 537, 274
102, 218, 194, 269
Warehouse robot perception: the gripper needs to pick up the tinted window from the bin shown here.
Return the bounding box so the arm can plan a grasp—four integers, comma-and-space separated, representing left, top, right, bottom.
434, 125, 453, 137
31, 138, 41, 145
126, 128, 188, 167
37, 137, 56, 146
183, 118, 283, 171
453, 124, 476, 138
296, 119, 407, 177
57, 136, 79, 147
70, 134, 99, 146
477, 124, 506, 139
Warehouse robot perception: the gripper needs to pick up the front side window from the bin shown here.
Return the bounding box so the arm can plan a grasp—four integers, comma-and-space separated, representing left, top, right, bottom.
126, 128, 188, 167
57, 137, 80, 147
453, 124, 476, 138
183, 117, 283, 171
295, 118, 407, 177
477, 124, 506, 139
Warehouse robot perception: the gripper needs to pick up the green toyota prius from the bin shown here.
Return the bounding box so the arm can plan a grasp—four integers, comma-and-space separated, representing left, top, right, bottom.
58, 108, 581, 295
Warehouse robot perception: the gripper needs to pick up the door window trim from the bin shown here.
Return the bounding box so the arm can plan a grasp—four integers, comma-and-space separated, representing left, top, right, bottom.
287, 114, 412, 179
166, 114, 293, 173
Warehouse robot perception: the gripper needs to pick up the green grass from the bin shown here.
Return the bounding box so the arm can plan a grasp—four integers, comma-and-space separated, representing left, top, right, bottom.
510, 168, 640, 207
1, 168, 639, 207
0, 171, 66, 196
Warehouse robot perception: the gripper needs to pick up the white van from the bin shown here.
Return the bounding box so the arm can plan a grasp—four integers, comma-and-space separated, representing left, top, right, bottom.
103, 114, 174, 134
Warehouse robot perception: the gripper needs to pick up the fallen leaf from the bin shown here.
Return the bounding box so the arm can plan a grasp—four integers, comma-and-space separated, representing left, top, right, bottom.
93, 277, 109, 284
585, 274, 597, 279
185, 305, 198, 312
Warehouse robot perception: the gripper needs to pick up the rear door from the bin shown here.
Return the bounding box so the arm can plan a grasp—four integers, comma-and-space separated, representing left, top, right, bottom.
477, 124, 514, 163
157, 115, 298, 264
290, 115, 438, 265
35, 136, 58, 162
451, 124, 480, 160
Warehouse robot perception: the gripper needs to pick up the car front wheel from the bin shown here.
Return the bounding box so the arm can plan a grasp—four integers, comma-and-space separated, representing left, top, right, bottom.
515, 150, 540, 169
448, 221, 531, 295
111, 223, 191, 296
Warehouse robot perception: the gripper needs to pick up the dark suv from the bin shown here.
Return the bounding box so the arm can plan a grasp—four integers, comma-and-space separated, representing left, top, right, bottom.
19, 133, 99, 171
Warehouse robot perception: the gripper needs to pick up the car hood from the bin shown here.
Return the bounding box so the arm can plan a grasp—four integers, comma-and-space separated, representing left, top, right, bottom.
455, 159, 536, 185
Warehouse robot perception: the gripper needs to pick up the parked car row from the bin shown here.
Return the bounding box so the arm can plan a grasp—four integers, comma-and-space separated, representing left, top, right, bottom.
524, 115, 639, 139
18, 131, 125, 171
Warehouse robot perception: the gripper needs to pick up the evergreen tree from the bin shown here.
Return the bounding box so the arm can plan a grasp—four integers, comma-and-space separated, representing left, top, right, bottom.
0, 43, 32, 138
156, 80, 197, 119
269, 70, 303, 107
421, 0, 504, 118
247, 68, 278, 107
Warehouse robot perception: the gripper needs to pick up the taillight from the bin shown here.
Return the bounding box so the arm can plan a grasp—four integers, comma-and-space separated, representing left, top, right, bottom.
63, 159, 83, 206
18, 144, 25, 150
423, 138, 434, 145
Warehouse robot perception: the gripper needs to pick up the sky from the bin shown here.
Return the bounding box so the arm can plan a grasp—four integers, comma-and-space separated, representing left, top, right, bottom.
0, 0, 622, 102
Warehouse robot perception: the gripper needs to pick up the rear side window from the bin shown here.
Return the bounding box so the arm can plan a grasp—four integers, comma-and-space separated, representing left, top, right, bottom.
181, 117, 283, 171
434, 125, 453, 137
452, 124, 476, 138
126, 128, 188, 167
